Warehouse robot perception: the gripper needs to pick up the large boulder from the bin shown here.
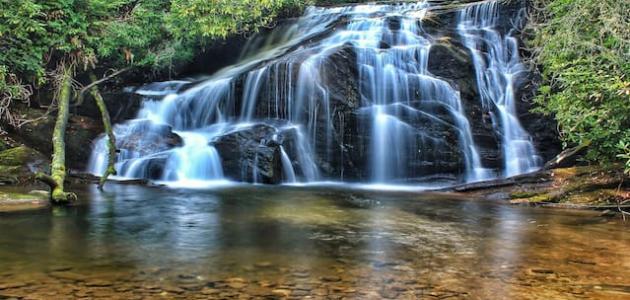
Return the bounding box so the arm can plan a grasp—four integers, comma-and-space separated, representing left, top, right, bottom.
11, 108, 102, 170
0, 146, 49, 184
114, 120, 183, 157
211, 124, 282, 184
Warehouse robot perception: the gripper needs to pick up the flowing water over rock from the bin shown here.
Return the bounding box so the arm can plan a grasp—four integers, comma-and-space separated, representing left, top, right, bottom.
88, 0, 541, 186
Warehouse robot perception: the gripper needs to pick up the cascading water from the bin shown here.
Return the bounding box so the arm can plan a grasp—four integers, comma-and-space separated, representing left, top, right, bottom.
88, 0, 540, 187
458, 1, 542, 177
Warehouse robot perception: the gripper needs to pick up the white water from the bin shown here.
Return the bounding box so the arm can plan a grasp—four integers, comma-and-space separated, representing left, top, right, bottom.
88, 0, 540, 187
458, 1, 542, 176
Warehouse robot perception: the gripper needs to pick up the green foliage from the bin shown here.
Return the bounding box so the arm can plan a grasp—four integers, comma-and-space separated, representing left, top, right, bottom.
167, 0, 307, 40
530, 0, 630, 173
96, 1, 193, 70
617, 141, 630, 176
0, 0, 312, 126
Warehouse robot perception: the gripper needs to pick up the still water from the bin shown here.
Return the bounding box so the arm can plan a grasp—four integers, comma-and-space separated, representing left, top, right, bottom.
0, 184, 629, 299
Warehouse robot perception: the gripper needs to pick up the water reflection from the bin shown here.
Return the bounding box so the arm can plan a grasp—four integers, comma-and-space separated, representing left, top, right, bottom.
0, 184, 628, 298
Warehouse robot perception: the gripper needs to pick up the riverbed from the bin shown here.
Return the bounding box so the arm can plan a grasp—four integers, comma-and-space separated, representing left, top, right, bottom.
0, 184, 628, 299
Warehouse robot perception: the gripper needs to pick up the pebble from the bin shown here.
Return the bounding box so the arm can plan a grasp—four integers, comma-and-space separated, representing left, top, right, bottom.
320, 276, 341, 282
84, 280, 114, 287
49, 271, 86, 281
379, 289, 399, 299
272, 288, 292, 297
200, 288, 221, 295
0, 282, 28, 290
162, 285, 185, 294
254, 261, 273, 268
227, 281, 247, 289
293, 271, 311, 278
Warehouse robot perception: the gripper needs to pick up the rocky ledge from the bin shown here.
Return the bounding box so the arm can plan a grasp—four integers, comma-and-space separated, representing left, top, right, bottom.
452, 165, 630, 213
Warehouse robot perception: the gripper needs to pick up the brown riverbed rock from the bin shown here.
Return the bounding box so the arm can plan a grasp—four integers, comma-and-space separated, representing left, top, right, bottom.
0, 189, 49, 212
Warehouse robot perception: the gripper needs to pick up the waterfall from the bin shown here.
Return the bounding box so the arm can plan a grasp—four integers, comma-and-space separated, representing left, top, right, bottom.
458, 1, 542, 177
88, 0, 539, 187
280, 146, 297, 183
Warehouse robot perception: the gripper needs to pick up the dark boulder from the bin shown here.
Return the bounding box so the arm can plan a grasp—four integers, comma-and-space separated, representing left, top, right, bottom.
211, 124, 282, 184
74, 89, 143, 124
11, 108, 102, 170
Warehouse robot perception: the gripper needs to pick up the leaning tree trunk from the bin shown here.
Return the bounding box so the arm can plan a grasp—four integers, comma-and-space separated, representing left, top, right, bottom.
36, 66, 75, 203
88, 73, 117, 189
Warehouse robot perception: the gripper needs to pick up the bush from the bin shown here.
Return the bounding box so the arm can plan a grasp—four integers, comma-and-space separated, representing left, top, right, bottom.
529, 0, 630, 173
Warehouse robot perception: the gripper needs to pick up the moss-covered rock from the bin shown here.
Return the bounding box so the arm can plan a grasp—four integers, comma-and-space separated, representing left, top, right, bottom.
0, 146, 49, 184
0, 138, 8, 151
506, 165, 629, 207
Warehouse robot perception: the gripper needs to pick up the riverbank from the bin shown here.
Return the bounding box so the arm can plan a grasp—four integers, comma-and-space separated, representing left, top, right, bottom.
452, 165, 629, 214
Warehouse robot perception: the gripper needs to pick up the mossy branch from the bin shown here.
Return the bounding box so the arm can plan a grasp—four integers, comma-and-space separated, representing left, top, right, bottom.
88, 73, 117, 189
39, 66, 76, 203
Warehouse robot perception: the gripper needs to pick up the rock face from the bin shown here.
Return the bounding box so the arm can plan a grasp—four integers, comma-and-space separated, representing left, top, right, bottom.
84, 0, 561, 184
212, 124, 283, 184
74, 89, 143, 124
0, 146, 49, 184
115, 120, 183, 157
10, 108, 102, 170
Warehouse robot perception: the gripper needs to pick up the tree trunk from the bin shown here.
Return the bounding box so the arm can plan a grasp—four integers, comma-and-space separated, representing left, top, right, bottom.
38, 66, 75, 203
88, 73, 117, 189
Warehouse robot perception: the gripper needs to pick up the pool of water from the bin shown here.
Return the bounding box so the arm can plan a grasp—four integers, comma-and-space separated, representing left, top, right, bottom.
0, 184, 629, 299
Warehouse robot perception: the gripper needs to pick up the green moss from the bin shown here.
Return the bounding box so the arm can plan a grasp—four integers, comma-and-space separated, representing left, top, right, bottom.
0, 146, 49, 183
510, 191, 540, 199
0, 139, 8, 151
528, 194, 552, 203
0, 146, 44, 166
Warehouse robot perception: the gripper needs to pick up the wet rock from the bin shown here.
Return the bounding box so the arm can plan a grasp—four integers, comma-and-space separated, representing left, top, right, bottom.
84, 280, 114, 287
49, 271, 87, 282
227, 281, 247, 289
292, 289, 310, 296
292, 271, 311, 278
528, 268, 555, 275
161, 285, 185, 294
254, 261, 273, 268
379, 288, 399, 299
178, 283, 204, 291
0, 146, 49, 183
312, 288, 328, 296
0, 189, 50, 212
200, 287, 221, 295
271, 288, 292, 297
211, 124, 283, 184
320, 276, 341, 282
115, 120, 183, 157
0, 282, 29, 290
